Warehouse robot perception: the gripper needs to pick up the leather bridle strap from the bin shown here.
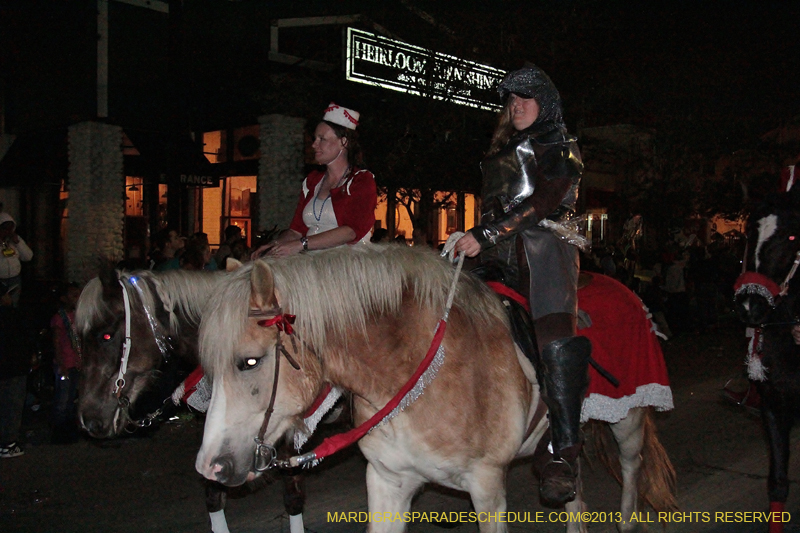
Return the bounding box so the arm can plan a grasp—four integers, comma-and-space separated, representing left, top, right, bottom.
113, 278, 133, 397
251, 307, 301, 471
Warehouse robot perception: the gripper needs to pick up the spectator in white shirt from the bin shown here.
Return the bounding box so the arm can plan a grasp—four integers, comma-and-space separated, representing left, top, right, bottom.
0, 213, 33, 307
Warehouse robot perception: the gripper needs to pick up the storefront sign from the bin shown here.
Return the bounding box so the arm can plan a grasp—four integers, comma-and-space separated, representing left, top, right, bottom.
345, 28, 505, 111
179, 174, 220, 187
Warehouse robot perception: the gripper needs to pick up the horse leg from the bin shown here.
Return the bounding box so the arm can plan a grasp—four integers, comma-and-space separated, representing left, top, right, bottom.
281, 467, 306, 533
610, 408, 646, 532
564, 462, 588, 533
365, 462, 424, 533
762, 399, 793, 533
205, 481, 230, 533
466, 466, 509, 533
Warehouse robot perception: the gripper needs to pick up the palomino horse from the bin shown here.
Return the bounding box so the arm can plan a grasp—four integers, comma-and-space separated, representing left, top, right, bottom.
75, 267, 297, 533
734, 185, 800, 533
195, 244, 676, 533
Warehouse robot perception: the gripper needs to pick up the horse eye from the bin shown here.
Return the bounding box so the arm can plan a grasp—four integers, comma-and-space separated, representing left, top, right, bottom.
100, 333, 113, 342
790, 236, 796, 241
237, 357, 262, 371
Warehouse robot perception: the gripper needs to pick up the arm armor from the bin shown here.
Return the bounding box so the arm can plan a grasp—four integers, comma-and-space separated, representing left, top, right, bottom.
471, 139, 582, 249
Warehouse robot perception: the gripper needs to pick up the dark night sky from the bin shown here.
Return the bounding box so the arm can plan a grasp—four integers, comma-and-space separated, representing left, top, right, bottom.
1, 0, 798, 154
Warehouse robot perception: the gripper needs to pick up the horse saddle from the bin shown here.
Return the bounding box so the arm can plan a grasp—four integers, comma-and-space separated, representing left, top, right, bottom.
471, 262, 540, 371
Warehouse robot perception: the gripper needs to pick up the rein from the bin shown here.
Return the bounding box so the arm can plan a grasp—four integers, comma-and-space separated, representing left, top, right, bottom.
251, 252, 466, 471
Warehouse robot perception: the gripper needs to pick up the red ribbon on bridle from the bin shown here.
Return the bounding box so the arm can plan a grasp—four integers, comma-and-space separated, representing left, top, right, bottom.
257, 313, 296, 335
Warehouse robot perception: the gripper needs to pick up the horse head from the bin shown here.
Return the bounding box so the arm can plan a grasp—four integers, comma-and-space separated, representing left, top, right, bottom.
196, 260, 322, 487
76, 268, 178, 438
735, 187, 800, 326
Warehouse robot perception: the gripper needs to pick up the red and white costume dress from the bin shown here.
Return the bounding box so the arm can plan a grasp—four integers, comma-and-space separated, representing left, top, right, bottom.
289, 168, 376, 244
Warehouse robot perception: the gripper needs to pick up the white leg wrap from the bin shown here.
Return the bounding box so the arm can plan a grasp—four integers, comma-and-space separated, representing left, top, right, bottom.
289, 513, 304, 533
209, 510, 231, 533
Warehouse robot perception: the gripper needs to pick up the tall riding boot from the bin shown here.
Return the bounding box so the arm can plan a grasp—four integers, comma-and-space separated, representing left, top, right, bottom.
537, 335, 591, 506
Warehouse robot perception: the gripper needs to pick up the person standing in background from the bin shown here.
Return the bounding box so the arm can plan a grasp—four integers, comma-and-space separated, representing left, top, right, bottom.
0, 213, 33, 307
0, 287, 32, 458
50, 283, 82, 444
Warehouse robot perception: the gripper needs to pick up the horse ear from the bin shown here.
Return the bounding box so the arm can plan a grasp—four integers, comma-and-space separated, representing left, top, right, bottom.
250, 261, 277, 310
226, 258, 243, 272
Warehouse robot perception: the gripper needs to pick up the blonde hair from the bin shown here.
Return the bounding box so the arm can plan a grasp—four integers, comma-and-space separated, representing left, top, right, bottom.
486, 102, 516, 157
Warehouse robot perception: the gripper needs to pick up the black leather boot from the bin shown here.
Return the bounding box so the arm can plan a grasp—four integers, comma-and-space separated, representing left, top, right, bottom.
537, 335, 591, 506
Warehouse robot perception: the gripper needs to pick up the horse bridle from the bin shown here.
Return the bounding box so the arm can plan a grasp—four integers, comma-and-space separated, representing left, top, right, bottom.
112, 275, 176, 426
249, 306, 302, 472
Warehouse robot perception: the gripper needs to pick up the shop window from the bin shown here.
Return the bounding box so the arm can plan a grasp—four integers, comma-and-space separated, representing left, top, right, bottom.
124, 176, 147, 267
203, 126, 260, 164
202, 186, 223, 247
203, 130, 224, 164
203, 175, 257, 248
157, 184, 168, 230
125, 176, 144, 217
222, 175, 257, 247
374, 190, 477, 246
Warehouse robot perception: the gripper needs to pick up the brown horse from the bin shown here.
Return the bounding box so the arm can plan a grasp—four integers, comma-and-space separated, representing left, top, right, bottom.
75, 267, 294, 533
195, 244, 675, 533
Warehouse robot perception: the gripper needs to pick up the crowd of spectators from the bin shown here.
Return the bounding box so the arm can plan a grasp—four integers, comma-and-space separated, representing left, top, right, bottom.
581, 227, 744, 339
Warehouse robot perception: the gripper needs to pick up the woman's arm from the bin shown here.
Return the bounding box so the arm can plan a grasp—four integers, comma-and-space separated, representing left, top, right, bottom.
251, 229, 302, 259
265, 226, 356, 257
333, 170, 377, 243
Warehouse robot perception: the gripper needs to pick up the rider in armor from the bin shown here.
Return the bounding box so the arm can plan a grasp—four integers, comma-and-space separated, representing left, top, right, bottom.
455, 65, 591, 506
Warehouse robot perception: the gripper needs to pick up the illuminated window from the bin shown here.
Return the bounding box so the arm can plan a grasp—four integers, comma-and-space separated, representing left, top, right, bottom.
125, 176, 144, 217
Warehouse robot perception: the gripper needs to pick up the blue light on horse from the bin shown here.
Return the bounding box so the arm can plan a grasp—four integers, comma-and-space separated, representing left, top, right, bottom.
735, 184, 800, 533
195, 244, 676, 533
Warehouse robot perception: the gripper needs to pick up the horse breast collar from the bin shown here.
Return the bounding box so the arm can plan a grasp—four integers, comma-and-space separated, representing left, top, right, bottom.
734, 250, 800, 311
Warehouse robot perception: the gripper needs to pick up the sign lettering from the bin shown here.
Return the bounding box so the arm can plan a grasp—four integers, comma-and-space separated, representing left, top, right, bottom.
179, 174, 220, 187
345, 28, 505, 111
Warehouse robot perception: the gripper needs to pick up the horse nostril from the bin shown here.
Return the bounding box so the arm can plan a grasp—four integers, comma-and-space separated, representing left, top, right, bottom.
83, 418, 107, 438
211, 455, 235, 485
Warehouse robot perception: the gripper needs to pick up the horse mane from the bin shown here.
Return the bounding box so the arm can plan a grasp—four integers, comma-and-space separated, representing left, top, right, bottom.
75, 269, 225, 336
201, 244, 507, 376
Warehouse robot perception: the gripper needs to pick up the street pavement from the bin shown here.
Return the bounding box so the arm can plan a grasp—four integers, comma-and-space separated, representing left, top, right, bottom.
1, 315, 799, 532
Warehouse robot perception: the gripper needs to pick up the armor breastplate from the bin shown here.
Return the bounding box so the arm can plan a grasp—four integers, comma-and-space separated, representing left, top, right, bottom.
479, 130, 581, 225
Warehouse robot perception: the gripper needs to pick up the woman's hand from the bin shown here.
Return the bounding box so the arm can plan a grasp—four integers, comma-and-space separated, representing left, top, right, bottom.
454, 232, 481, 258
250, 241, 278, 260
265, 239, 304, 258
792, 324, 800, 345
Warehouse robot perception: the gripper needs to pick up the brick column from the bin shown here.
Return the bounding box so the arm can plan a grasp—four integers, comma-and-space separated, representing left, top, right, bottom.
257, 114, 306, 233
67, 121, 123, 283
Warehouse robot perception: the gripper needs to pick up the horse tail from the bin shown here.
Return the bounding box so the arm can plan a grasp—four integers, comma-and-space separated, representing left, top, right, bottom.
638, 409, 678, 512
585, 408, 677, 512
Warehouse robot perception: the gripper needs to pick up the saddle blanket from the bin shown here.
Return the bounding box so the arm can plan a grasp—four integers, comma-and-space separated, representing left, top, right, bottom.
578, 273, 674, 423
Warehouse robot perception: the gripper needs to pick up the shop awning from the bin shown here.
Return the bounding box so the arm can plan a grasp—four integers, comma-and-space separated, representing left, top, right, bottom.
124, 128, 220, 183
0, 129, 69, 187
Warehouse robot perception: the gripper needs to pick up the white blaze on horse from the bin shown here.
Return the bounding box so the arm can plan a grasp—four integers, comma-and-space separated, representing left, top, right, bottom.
195, 244, 675, 533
